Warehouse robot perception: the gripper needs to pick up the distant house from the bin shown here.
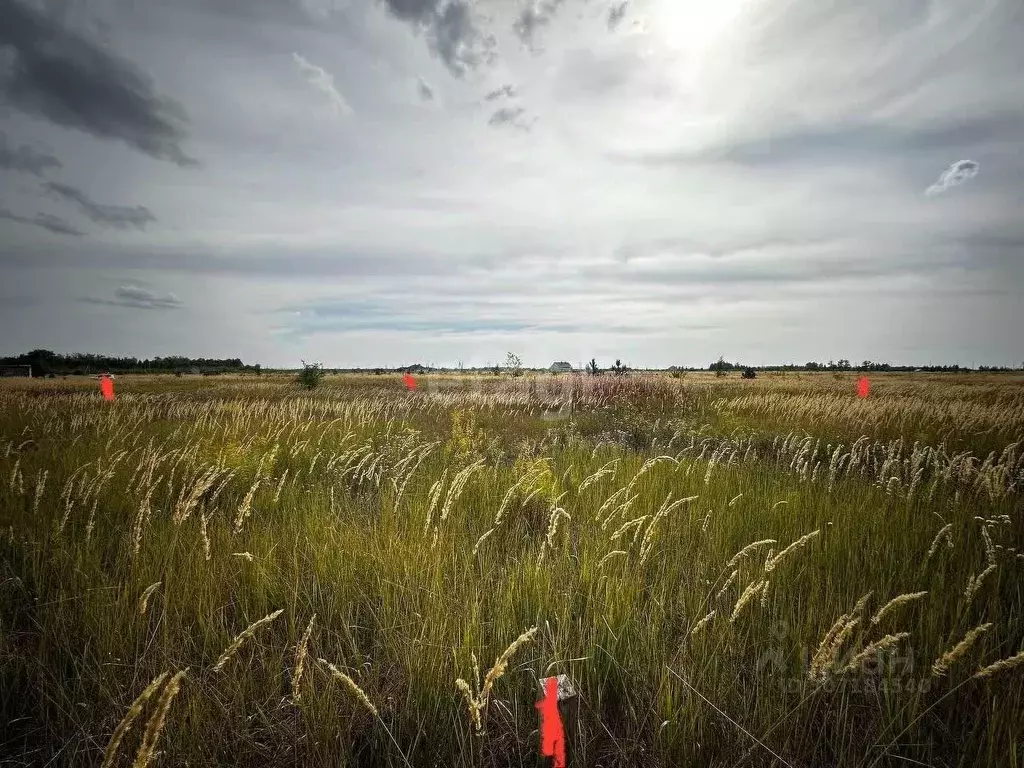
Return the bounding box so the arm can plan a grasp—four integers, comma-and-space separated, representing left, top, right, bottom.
549, 361, 573, 374
0, 365, 32, 378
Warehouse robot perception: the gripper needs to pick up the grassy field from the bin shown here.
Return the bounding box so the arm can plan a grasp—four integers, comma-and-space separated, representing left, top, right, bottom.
1, 371, 1023, 767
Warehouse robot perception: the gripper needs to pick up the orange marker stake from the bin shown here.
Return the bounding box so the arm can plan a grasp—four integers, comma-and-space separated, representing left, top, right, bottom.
100, 374, 115, 401
857, 377, 870, 398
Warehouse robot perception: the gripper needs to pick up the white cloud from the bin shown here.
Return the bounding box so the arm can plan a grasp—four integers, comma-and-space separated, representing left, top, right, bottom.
925, 159, 980, 196
291, 52, 352, 118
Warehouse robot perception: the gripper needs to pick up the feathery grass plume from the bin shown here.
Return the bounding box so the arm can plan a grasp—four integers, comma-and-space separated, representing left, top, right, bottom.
690, 609, 716, 637
730, 579, 767, 622
597, 550, 627, 570
232, 478, 262, 534
640, 494, 698, 563
320, 658, 378, 716
199, 512, 212, 561
213, 608, 284, 672
131, 480, 160, 558
724, 539, 777, 573
57, 493, 75, 535
974, 650, 1024, 680
871, 591, 928, 625
173, 467, 220, 525
624, 456, 673, 496
100, 672, 168, 768
595, 486, 628, 524
472, 527, 497, 556
610, 515, 649, 544
964, 564, 997, 603
764, 530, 820, 573
578, 459, 619, 493
273, 469, 290, 504
393, 442, 438, 512
32, 469, 48, 516
538, 507, 571, 565
231, 552, 254, 561
926, 523, 954, 560
714, 570, 739, 602
810, 611, 862, 680
423, 469, 449, 535
132, 668, 188, 768
206, 469, 235, 508
760, 579, 771, 609
9, 457, 23, 495
932, 623, 992, 677
138, 582, 162, 617
728, 493, 743, 507
843, 633, 911, 674
455, 678, 482, 732
982, 525, 996, 568
480, 627, 538, 705
851, 591, 874, 618
439, 459, 486, 525
700, 508, 713, 534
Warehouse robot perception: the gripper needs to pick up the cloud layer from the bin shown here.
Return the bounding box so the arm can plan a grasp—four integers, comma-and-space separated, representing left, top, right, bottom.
44, 182, 156, 229
0, 0, 1022, 367
0, 0, 197, 166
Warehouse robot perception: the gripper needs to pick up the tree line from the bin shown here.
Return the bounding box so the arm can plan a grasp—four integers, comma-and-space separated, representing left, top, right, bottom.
1, 349, 259, 376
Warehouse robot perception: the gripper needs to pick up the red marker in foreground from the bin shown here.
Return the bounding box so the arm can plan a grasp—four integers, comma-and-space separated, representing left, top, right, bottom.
857, 377, 870, 398
536, 677, 566, 768
99, 374, 115, 401
403, 373, 417, 390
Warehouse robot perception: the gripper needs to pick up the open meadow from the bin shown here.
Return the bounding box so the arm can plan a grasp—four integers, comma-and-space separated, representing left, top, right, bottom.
1, 371, 1023, 767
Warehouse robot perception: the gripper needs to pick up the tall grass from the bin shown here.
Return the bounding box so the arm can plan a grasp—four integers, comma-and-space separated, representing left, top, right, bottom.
0, 372, 1022, 767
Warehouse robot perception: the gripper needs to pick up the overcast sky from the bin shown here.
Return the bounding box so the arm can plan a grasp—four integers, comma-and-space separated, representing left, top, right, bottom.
1, 0, 1022, 368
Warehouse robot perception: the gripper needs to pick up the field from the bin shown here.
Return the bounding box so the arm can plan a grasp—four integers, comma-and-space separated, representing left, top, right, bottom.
1, 371, 1023, 767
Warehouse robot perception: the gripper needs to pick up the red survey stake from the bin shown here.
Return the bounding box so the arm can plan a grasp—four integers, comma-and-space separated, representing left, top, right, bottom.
857, 377, 870, 398
99, 374, 115, 401
402, 373, 417, 390
536, 677, 566, 768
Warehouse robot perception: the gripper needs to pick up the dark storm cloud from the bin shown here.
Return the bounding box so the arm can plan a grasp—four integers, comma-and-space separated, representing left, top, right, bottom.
81, 284, 182, 309
43, 181, 156, 229
484, 84, 517, 101
378, 0, 496, 77
0, 0, 198, 166
0, 130, 61, 175
512, 0, 565, 49
607, 1, 627, 31
0, 206, 83, 235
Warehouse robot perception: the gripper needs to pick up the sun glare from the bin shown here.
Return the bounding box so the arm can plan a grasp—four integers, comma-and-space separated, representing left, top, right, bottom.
648, 0, 749, 57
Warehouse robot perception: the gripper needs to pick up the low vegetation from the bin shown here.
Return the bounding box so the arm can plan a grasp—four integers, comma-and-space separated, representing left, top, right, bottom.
1, 371, 1022, 766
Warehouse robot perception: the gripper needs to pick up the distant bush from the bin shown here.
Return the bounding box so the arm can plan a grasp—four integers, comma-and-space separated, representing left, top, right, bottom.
741, 367, 757, 379
298, 361, 325, 390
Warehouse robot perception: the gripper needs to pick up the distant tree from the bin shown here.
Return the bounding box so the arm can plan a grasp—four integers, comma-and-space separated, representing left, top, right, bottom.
837, 359, 851, 370
711, 356, 729, 377
254, 363, 261, 376
586, 358, 600, 376
741, 367, 757, 379
298, 360, 324, 390
611, 359, 628, 376
806, 362, 821, 371
505, 352, 523, 377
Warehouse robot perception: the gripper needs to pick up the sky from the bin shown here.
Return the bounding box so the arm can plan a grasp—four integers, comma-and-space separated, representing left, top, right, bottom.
1, 0, 1022, 369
